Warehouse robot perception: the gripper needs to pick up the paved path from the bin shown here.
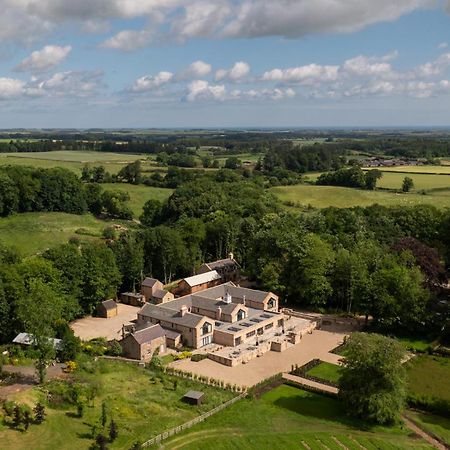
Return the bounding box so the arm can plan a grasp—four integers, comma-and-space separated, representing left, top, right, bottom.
282, 373, 339, 395
320, 352, 343, 365
402, 415, 448, 450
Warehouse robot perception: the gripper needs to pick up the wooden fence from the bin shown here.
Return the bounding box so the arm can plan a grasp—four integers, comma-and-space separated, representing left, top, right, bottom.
142, 392, 247, 447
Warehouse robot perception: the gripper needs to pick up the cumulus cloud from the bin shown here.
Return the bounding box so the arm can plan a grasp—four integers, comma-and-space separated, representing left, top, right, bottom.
15, 45, 72, 72
215, 61, 250, 82
0, 0, 442, 46
0, 78, 26, 99
178, 60, 212, 79
186, 80, 226, 102
414, 53, 450, 77
262, 64, 339, 85
100, 29, 153, 51
439, 42, 448, 49
131, 71, 174, 92
230, 87, 295, 101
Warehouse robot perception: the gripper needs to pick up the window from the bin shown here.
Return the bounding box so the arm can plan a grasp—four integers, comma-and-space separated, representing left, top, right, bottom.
237, 309, 246, 321
267, 298, 276, 309
246, 330, 256, 338
235, 337, 242, 346
201, 335, 212, 347
264, 323, 274, 330
201, 322, 212, 336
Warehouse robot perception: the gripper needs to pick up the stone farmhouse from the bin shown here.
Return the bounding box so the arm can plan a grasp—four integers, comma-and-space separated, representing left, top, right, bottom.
197, 254, 240, 282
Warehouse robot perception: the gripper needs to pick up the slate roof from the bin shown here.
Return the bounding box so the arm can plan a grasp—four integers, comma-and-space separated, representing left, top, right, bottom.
100, 299, 117, 311
191, 295, 244, 315
139, 303, 205, 328
183, 270, 221, 288
153, 289, 170, 299
13, 333, 62, 349
131, 324, 166, 345
183, 390, 204, 400
142, 277, 161, 288
204, 258, 238, 270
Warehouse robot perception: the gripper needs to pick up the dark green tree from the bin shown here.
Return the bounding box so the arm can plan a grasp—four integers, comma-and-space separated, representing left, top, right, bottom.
402, 176, 414, 192
339, 333, 406, 424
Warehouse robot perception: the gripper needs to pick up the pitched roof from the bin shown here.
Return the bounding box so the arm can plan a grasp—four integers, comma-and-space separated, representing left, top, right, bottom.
139, 303, 206, 328
183, 270, 221, 288
131, 324, 166, 345
191, 295, 244, 315
13, 333, 62, 349
142, 277, 161, 288
100, 299, 117, 310
204, 258, 238, 270
153, 289, 170, 299
183, 390, 204, 400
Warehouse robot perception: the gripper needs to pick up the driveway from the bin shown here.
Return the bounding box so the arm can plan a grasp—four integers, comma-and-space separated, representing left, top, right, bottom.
71, 304, 140, 341
170, 328, 346, 388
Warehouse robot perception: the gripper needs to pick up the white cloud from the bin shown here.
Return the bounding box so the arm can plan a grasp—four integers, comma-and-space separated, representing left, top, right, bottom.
131, 71, 173, 92
414, 53, 450, 77
15, 45, 72, 72
438, 42, 448, 49
0, 78, 26, 99
186, 80, 226, 102
100, 29, 153, 51
262, 64, 339, 85
215, 61, 250, 82
230, 87, 295, 101
342, 53, 397, 78
222, 0, 433, 39
178, 60, 212, 79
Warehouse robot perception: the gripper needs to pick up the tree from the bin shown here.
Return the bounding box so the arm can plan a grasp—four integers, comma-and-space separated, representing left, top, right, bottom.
224, 157, 242, 170
140, 199, 162, 227
13, 404, 23, 429
365, 169, 382, 190
101, 402, 108, 428
34, 402, 46, 424
23, 408, 31, 431
109, 419, 118, 441
402, 177, 414, 192
339, 333, 406, 424
95, 433, 109, 450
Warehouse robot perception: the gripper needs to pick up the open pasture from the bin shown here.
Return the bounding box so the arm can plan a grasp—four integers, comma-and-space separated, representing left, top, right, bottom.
370, 165, 450, 175
163, 385, 433, 449
0, 151, 158, 175
272, 184, 450, 209
376, 171, 450, 190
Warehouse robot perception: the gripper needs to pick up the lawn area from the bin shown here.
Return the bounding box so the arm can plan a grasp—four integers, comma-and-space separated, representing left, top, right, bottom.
376, 172, 450, 191
306, 362, 341, 384
101, 183, 173, 217
371, 165, 450, 174
0, 151, 158, 175
394, 335, 437, 352
0, 212, 108, 255
163, 385, 433, 449
0, 360, 234, 450
407, 355, 450, 402
271, 184, 450, 209
407, 411, 450, 446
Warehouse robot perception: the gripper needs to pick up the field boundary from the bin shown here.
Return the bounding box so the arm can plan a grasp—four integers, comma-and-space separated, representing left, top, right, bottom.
141, 392, 247, 447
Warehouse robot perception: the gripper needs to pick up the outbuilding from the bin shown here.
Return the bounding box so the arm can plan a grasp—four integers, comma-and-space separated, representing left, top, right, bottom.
96, 299, 118, 318
182, 390, 205, 405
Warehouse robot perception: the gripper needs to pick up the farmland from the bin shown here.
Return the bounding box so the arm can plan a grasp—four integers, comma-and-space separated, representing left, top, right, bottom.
271, 184, 450, 209
0, 151, 157, 175
163, 385, 433, 449
0, 360, 234, 450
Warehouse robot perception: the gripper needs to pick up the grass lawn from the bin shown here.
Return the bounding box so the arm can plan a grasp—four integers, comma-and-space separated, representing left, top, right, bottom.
101, 183, 173, 217
0, 151, 158, 175
407, 411, 450, 446
394, 335, 436, 352
0, 360, 234, 450
306, 362, 341, 384
0, 212, 108, 255
407, 355, 450, 402
271, 184, 450, 209
163, 385, 433, 449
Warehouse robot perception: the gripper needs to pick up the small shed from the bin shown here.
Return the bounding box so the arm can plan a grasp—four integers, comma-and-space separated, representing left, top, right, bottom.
97, 299, 118, 318
182, 390, 205, 406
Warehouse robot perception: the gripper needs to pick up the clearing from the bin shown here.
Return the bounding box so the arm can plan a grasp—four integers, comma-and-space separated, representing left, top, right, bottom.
0, 212, 107, 255
272, 184, 450, 209
0, 360, 234, 450
163, 384, 434, 449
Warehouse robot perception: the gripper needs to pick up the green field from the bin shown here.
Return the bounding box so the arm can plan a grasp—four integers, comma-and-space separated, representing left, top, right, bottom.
101, 184, 173, 217
306, 362, 341, 384
0, 360, 234, 450
376, 172, 450, 190
370, 165, 450, 174
0, 151, 158, 175
0, 212, 108, 255
272, 184, 450, 209
163, 385, 432, 449
407, 411, 450, 446
407, 355, 450, 402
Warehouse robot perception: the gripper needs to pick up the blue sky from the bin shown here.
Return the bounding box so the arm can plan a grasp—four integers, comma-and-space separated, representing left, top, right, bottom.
1, 1, 450, 128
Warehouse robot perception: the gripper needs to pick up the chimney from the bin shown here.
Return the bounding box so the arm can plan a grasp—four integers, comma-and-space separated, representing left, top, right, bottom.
216, 306, 222, 321
224, 292, 232, 304
180, 305, 188, 317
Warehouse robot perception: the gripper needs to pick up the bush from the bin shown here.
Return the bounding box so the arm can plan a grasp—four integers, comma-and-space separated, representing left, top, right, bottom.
106, 340, 123, 357
173, 351, 192, 361
191, 354, 208, 362
407, 393, 450, 418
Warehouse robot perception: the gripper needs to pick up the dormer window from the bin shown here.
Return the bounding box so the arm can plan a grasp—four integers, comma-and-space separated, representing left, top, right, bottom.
267, 298, 276, 309
237, 309, 246, 321
201, 322, 212, 336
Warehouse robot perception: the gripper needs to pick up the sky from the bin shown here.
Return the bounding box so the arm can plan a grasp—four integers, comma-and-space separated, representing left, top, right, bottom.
1, 0, 450, 128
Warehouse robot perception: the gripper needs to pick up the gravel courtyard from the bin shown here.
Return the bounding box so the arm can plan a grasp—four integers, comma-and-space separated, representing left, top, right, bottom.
170, 327, 346, 388
71, 304, 140, 341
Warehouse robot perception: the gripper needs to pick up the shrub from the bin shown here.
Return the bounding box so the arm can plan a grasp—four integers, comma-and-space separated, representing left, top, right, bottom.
191, 354, 208, 362
173, 351, 192, 361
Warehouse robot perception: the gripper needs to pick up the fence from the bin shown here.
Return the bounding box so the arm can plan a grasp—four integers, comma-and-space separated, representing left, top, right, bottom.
142, 392, 247, 447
